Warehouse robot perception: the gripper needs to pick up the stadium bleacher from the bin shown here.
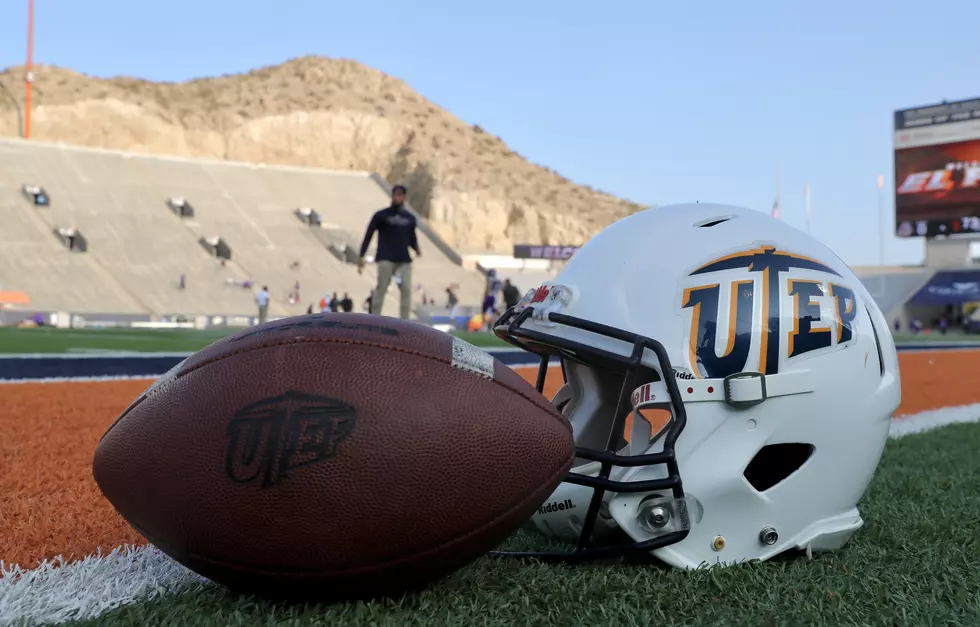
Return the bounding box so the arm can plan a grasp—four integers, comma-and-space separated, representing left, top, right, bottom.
852, 266, 934, 322
0, 137, 486, 321
5, 137, 966, 335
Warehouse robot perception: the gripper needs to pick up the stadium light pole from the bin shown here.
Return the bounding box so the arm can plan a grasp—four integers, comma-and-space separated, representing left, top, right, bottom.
877, 174, 886, 278
877, 174, 892, 314
24, 0, 34, 139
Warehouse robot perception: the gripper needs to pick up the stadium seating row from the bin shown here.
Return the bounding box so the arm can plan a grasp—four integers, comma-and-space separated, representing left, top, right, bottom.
0, 138, 486, 319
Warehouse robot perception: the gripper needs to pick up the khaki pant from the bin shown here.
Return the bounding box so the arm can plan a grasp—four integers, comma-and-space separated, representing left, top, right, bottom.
372, 260, 413, 319
257, 304, 268, 324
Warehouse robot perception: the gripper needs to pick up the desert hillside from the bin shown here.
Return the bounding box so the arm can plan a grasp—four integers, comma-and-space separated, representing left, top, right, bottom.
0, 56, 644, 252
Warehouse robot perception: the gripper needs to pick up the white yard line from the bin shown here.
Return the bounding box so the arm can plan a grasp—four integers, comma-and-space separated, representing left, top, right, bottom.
0, 546, 207, 625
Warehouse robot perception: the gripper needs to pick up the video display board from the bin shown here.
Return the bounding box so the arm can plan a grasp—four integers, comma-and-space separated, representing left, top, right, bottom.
894, 98, 980, 238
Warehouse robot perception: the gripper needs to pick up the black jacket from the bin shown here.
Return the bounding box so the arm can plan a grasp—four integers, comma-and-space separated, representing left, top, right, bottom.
359, 205, 421, 264
502, 284, 521, 309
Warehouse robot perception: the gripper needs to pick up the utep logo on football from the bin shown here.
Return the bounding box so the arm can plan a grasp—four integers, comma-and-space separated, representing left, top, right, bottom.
680, 246, 858, 379
225, 391, 357, 488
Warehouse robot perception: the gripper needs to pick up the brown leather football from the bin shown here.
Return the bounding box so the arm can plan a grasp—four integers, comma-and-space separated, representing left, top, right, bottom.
92, 313, 574, 601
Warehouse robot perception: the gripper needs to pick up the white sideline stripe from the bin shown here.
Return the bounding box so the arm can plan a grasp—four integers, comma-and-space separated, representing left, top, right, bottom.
0, 352, 195, 360
890, 402, 980, 437
0, 375, 158, 384
0, 407, 978, 626
0, 545, 208, 625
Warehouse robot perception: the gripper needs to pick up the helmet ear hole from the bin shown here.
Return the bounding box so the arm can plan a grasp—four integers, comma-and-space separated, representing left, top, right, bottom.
743, 443, 815, 492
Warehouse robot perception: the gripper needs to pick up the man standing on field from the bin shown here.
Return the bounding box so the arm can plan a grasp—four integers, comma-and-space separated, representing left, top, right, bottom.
358, 185, 421, 319
255, 286, 270, 324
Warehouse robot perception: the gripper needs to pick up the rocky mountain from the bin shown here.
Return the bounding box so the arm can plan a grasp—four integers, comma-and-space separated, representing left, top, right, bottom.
0, 56, 644, 252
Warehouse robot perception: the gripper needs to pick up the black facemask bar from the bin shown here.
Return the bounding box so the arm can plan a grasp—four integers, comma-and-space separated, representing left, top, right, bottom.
487, 304, 691, 564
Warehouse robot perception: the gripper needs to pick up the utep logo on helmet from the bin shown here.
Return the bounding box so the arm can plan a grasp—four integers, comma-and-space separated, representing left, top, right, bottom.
681, 246, 857, 379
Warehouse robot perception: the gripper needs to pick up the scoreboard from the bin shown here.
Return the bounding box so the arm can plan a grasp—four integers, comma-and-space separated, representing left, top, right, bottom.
894, 97, 980, 238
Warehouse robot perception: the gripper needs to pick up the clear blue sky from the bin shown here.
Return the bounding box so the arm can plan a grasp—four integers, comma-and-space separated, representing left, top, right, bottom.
1, 0, 977, 266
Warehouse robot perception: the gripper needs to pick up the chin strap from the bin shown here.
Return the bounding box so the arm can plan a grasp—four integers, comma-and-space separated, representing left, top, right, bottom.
633, 370, 812, 410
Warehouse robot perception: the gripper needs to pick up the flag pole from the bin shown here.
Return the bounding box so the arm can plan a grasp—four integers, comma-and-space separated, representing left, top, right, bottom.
25, 0, 35, 139
804, 183, 811, 234
771, 162, 781, 219
877, 174, 889, 320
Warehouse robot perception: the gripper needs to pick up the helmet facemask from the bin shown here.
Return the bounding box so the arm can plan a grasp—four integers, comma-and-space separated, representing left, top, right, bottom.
490, 305, 695, 563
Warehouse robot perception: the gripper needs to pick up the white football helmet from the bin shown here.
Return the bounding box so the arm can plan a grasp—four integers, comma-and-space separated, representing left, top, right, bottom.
492, 203, 901, 569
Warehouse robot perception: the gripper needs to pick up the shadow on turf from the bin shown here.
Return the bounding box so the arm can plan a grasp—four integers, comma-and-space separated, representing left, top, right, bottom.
201, 518, 835, 616
211, 524, 765, 609
196, 525, 657, 608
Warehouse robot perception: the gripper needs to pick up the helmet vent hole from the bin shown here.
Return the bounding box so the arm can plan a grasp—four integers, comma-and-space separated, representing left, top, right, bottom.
743, 443, 814, 492
695, 216, 734, 228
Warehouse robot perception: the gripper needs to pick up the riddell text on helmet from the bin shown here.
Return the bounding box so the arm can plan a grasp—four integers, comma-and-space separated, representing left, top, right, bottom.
537, 498, 577, 515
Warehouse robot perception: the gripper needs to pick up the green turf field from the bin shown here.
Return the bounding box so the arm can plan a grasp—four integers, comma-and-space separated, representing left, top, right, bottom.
65, 421, 980, 626
0, 325, 511, 354
892, 332, 980, 343
1, 325, 977, 355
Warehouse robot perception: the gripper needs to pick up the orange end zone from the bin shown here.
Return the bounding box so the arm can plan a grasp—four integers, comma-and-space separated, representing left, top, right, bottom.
0, 380, 149, 570
0, 350, 978, 570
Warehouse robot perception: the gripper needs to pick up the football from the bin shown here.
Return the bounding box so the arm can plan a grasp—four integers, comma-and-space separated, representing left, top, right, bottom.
92, 313, 574, 601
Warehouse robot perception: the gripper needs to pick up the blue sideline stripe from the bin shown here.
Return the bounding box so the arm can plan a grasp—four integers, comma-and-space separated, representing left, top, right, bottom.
0, 343, 976, 381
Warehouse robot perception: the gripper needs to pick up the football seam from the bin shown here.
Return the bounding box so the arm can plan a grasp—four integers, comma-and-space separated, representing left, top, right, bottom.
172, 336, 573, 434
